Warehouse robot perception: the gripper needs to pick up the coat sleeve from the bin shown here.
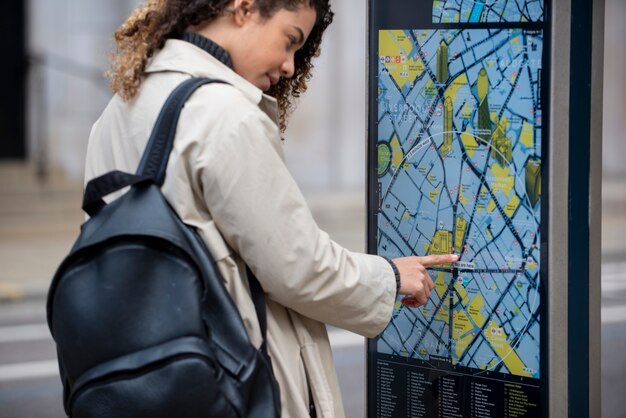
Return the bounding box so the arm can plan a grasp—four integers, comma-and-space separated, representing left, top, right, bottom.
197, 106, 396, 338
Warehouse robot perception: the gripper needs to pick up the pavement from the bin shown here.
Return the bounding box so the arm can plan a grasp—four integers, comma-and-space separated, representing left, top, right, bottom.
0, 163, 83, 302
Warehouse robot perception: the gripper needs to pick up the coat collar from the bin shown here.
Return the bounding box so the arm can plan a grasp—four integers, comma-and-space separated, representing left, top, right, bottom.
145, 38, 280, 125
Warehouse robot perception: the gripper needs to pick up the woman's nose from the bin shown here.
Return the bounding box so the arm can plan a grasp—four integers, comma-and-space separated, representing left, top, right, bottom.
280, 56, 295, 79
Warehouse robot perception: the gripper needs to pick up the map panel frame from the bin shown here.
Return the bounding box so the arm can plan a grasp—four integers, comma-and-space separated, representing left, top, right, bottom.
366, 1, 550, 417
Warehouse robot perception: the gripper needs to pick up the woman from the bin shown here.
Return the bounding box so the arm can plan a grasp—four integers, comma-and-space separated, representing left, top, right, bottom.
85, 0, 458, 416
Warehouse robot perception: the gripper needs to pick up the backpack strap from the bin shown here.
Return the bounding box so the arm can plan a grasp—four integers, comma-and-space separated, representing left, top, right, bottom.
83, 76, 271, 356
82, 77, 227, 216
135, 77, 228, 183
247, 266, 270, 357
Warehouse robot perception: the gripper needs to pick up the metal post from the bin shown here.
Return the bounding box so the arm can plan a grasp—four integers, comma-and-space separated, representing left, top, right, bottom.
588, 0, 604, 416
589, 0, 605, 417
549, 0, 571, 415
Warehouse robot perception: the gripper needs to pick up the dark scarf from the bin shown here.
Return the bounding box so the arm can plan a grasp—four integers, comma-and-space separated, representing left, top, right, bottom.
181, 32, 234, 69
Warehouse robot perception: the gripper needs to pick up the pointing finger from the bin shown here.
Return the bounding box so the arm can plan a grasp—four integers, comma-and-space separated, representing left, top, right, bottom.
416, 254, 459, 267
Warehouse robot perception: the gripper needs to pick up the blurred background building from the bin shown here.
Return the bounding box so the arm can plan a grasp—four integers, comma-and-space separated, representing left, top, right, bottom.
20, 0, 373, 189
0, 0, 624, 417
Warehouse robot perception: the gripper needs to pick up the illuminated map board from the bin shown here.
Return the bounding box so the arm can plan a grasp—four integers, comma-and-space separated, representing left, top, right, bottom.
367, 1, 548, 417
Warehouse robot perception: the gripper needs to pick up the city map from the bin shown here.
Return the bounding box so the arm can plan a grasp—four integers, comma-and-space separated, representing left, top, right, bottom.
433, 0, 544, 23
376, 28, 543, 379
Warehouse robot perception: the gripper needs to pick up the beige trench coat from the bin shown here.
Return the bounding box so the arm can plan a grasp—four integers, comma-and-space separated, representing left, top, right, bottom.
85, 39, 396, 418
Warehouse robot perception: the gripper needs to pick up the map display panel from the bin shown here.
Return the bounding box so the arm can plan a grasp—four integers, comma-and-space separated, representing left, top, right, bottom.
375, 28, 543, 380
433, 0, 545, 23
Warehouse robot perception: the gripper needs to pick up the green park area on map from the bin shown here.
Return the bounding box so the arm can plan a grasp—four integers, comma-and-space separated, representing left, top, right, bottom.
376, 28, 543, 379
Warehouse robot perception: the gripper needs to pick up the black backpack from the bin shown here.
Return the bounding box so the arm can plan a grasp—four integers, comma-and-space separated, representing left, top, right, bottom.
46, 77, 281, 418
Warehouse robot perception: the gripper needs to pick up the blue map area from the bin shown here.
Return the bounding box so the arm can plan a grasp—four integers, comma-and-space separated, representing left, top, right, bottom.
376, 29, 543, 378
433, 0, 544, 23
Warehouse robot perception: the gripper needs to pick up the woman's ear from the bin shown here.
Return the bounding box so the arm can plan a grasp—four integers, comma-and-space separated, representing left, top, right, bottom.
232, 0, 256, 26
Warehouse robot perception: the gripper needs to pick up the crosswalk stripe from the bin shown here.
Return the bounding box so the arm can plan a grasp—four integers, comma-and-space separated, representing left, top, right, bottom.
0, 360, 59, 382
0, 324, 51, 344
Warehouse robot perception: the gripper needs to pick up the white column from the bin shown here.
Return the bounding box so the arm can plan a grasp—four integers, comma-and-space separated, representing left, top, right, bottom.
285, 0, 367, 192
603, 0, 626, 177
27, 0, 141, 179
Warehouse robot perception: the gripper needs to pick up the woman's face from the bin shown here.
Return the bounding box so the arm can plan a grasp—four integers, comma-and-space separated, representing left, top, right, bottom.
230, 5, 317, 91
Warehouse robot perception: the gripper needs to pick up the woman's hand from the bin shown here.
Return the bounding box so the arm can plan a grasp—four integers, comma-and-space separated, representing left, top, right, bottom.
393, 254, 459, 308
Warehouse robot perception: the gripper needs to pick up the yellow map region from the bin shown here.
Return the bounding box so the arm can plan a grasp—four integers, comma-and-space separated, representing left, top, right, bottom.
390, 135, 404, 170
379, 31, 425, 89
460, 102, 473, 122
453, 307, 473, 359
505, 195, 521, 217
436, 304, 449, 323
484, 320, 534, 377
428, 187, 440, 203
520, 120, 534, 148
468, 295, 487, 328
454, 281, 469, 305
461, 130, 479, 158
489, 164, 514, 196
429, 230, 455, 267
455, 216, 467, 247
452, 283, 488, 363
444, 74, 468, 103
430, 230, 452, 254
434, 271, 448, 299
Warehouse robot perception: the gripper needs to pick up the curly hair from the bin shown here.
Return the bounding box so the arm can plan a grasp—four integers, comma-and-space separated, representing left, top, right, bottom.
108, 0, 333, 131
